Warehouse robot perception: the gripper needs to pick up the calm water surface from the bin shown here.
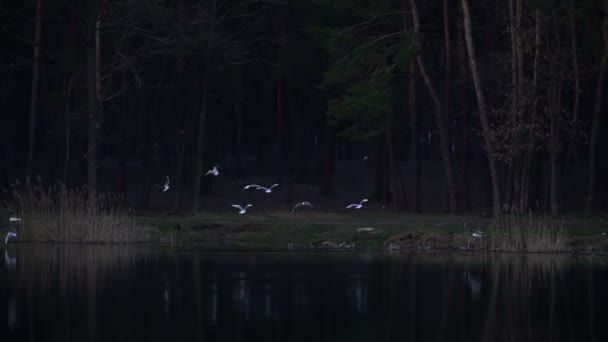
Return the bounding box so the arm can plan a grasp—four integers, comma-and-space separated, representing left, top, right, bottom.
1, 245, 607, 341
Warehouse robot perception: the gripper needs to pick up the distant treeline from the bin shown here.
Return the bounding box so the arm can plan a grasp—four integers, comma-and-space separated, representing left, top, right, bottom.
0, 0, 607, 216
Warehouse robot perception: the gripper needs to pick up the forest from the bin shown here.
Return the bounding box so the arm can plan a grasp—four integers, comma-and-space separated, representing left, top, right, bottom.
0, 0, 607, 217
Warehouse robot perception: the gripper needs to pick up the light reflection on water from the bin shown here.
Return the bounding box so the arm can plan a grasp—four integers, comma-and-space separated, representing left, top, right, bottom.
1, 246, 607, 342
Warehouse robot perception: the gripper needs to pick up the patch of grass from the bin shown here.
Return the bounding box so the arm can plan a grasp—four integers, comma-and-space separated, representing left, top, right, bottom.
6, 181, 152, 243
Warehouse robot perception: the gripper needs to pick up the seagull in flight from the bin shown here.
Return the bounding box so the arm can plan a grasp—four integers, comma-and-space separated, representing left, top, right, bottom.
231, 204, 253, 214
243, 183, 279, 193
156, 176, 170, 192
291, 201, 313, 213
5, 232, 17, 245
346, 199, 368, 209
9, 217, 21, 223
205, 166, 219, 176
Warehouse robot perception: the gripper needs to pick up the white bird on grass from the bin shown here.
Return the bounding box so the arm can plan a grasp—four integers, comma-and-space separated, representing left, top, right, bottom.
468, 230, 483, 249
291, 201, 313, 213
243, 184, 279, 193
231, 204, 253, 214
5, 232, 17, 245
156, 176, 170, 192
9, 217, 21, 223
346, 199, 368, 209
205, 166, 219, 176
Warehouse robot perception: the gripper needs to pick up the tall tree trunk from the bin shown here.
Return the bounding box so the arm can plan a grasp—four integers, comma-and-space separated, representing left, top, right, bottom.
318, 124, 335, 195
409, 60, 421, 213
192, 23, 214, 212
410, 0, 458, 214
62, 73, 73, 185
139, 97, 154, 209
456, 9, 471, 210
460, 0, 502, 217
562, 0, 581, 210
233, 66, 245, 177
585, 0, 608, 216
273, 79, 284, 182
26, 0, 43, 181
86, 5, 101, 194
520, 10, 541, 212
385, 113, 406, 211
403, 10, 420, 212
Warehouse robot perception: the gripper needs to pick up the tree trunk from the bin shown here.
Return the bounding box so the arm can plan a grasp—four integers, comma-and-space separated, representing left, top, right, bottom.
385, 113, 406, 211
233, 66, 245, 177
562, 0, 581, 210
585, 1, 608, 216
139, 97, 154, 209
520, 10, 541, 212
319, 124, 335, 195
86, 6, 101, 194
409, 60, 421, 213
456, 10, 471, 210
62, 73, 73, 185
26, 0, 43, 181
192, 34, 213, 212
273, 79, 284, 181
410, 0, 458, 214
460, 0, 502, 217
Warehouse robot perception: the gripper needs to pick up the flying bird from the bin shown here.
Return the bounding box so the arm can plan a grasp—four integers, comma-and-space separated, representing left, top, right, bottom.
205, 166, 219, 176
156, 176, 170, 192
291, 201, 313, 213
231, 204, 253, 214
5, 232, 17, 245
9, 217, 21, 223
346, 199, 368, 209
243, 183, 279, 193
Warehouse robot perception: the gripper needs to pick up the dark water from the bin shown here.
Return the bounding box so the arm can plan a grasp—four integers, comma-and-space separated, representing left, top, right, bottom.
1, 246, 608, 342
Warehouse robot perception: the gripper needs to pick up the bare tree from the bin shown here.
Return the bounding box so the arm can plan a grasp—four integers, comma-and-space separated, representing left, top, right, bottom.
460, 0, 502, 217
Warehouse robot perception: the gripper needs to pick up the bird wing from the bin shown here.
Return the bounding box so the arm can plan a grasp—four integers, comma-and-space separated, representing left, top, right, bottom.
269, 184, 279, 189
243, 184, 262, 190
231, 204, 244, 210
303, 202, 312, 207
164, 177, 170, 187
346, 204, 357, 209
205, 170, 212, 175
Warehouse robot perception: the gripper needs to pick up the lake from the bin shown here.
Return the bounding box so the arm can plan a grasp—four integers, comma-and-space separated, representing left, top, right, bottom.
1, 245, 607, 341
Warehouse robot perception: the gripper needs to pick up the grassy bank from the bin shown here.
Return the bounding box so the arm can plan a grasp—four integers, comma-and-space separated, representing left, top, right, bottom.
136, 210, 608, 253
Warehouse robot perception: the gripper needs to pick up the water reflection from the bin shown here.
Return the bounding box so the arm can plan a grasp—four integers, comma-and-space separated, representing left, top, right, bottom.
0, 247, 607, 342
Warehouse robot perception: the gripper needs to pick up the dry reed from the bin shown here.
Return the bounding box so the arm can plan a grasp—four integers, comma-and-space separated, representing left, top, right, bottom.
5, 180, 151, 243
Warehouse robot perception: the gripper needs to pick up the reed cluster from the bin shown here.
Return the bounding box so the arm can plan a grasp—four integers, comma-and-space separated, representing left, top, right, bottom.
483, 212, 567, 253
5, 181, 151, 243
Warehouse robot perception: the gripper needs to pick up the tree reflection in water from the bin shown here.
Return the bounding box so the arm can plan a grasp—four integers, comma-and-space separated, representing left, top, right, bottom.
1, 248, 607, 341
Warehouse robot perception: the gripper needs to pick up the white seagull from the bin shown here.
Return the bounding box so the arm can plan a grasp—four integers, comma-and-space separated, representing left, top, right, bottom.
9, 217, 21, 223
243, 184, 279, 193
156, 176, 170, 192
346, 199, 368, 209
291, 201, 313, 213
205, 166, 219, 176
5, 232, 17, 245
231, 204, 253, 214
468, 230, 483, 249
